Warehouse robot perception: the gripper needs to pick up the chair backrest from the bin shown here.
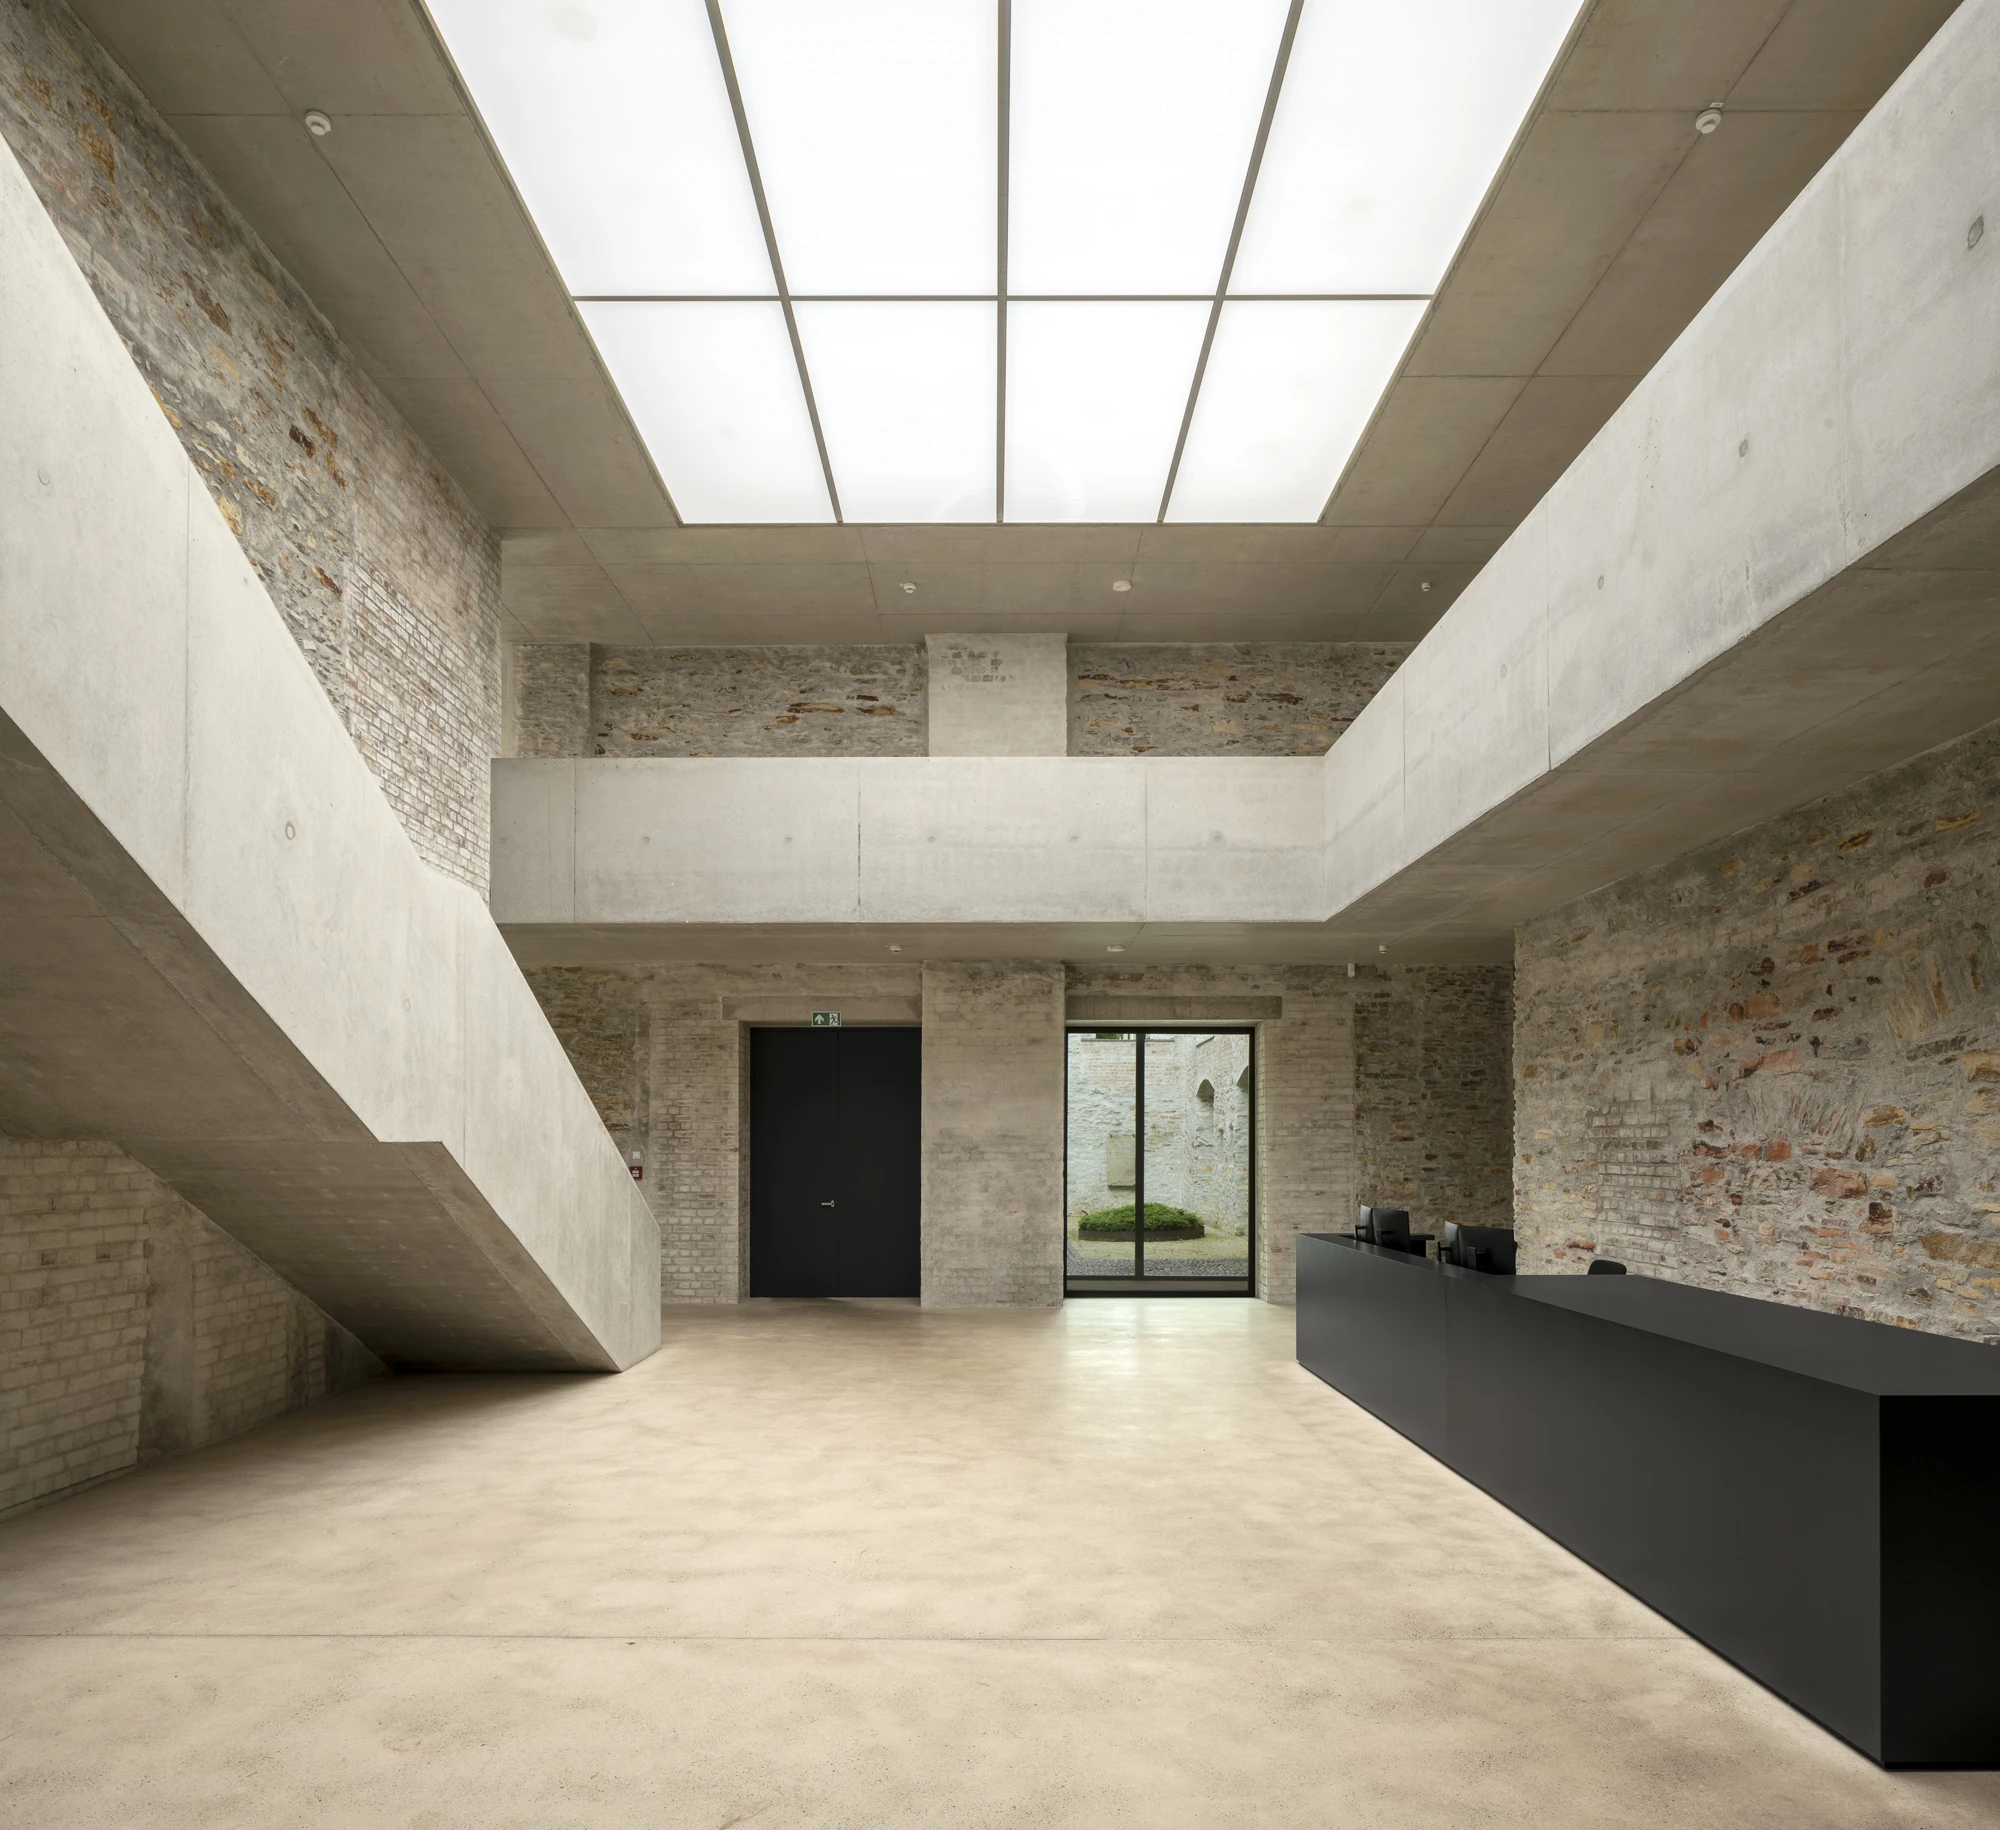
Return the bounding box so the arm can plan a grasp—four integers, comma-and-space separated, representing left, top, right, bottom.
1370, 1209, 1413, 1253
1450, 1223, 1516, 1274
1587, 1258, 1628, 1276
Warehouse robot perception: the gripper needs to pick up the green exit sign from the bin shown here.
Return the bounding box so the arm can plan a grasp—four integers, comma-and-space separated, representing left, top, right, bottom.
811, 1011, 841, 1028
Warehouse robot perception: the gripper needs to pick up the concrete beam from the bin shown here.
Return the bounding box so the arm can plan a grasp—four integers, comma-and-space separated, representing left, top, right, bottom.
0, 130, 657, 1371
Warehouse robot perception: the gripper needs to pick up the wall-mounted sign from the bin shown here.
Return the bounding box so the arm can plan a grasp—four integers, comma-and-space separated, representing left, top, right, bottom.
811, 1011, 841, 1028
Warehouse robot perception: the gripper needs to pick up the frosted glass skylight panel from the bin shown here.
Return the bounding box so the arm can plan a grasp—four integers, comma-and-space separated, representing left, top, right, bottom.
1168, 300, 1426, 521
1231, 0, 1584, 294
580, 304, 831, 523
795, 304, 994, 521
426, 0, 772, 296
1008, 0, 1291, 295
1006, 304, 1209, 521
723, 0, 996, 294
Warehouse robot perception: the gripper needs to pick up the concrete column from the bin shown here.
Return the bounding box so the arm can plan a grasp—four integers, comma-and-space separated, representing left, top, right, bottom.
924, 634, 1067, 756
921, 962, 1065, 1305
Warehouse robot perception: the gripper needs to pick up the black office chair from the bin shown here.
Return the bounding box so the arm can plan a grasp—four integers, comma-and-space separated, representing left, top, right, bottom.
1587, 1259, 1628, 1276
1442, 1222, 1516, 1274
1356, 1205, 1434, 1258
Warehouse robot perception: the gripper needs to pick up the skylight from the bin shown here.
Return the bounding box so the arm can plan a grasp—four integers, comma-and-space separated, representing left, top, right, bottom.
428, 0, 1583, 525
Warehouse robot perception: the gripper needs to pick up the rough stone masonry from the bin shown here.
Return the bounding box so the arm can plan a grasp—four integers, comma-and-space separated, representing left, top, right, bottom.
1516, 716, 2000, 1341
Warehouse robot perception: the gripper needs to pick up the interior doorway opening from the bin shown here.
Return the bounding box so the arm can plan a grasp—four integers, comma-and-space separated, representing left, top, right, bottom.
1065, 1028, 1255, 1297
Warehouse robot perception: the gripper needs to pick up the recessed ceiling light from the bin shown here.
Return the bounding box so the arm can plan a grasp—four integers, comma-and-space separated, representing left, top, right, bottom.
1111, 579, 1132, 593
303, 110, 332, 137
1106, 943, 1127, 953
1695, 108, 1723, 134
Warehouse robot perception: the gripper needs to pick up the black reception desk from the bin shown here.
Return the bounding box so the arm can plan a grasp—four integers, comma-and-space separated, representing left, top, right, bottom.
1296, 1232, 2000, 1767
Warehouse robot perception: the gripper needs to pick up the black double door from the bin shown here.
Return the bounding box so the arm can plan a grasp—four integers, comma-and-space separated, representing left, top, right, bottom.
750, 1027, 921, 1297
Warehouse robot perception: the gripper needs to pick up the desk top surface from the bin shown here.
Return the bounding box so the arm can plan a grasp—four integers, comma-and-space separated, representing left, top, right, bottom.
1300, 1232, 2000, 1396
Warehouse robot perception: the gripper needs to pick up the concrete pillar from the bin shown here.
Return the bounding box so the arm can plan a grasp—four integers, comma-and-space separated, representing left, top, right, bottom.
920, 962, 1065, 1305
924, 634, 1067, 756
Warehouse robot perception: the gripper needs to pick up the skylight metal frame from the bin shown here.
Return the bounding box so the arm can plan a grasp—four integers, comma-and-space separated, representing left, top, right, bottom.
430, 0, 1584, 527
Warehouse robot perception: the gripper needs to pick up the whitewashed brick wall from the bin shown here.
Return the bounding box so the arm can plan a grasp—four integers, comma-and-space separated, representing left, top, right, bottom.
0, 1139, 380, 1520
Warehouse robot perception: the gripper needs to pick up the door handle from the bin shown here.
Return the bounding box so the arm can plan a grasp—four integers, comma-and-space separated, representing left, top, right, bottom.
821, 1200, 836, 1207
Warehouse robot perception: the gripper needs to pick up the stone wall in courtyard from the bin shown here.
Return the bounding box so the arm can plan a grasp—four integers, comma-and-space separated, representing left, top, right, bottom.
1065, 1032, 1252, 1233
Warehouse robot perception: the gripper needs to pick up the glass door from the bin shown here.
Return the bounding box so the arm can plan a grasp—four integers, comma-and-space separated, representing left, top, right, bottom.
1064, 1028, 1254, 1296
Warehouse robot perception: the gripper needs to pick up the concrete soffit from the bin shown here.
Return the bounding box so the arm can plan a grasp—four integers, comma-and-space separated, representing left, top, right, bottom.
65, 0, 1963, 647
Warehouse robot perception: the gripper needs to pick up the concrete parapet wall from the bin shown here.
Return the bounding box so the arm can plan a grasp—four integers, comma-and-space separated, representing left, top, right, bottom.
0, 125, 656, 1371
1321, 0, 2000, 949
493, 754, 1327, 931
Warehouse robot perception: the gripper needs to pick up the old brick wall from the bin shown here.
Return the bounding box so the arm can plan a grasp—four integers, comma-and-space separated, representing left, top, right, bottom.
521, 968, 648, 1167
922, 963, 1067, 1307
593, 646, 926, 757
1516, 718, 2000, 1342
1354, 966, 1516, 1233
504, 639, 1413, 762
525, 964, 923, 1301
524, 957, 1508, 1307
0, 1138, 381, 1520
0, 0, 502, 891
1069, 644, 1411, 756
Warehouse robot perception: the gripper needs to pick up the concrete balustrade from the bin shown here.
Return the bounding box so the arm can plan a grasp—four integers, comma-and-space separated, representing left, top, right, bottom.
0, 130, 658, 1372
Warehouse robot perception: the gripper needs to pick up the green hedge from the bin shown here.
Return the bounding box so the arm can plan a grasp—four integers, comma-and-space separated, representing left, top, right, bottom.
1076, 1203, 1205, 1239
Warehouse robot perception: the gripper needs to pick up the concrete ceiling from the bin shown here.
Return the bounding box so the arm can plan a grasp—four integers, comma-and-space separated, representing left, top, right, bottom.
74, 0, 1959, 646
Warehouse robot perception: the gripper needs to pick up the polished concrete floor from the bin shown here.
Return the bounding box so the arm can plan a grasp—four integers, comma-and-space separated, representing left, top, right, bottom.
2, 1299, 1996, 1827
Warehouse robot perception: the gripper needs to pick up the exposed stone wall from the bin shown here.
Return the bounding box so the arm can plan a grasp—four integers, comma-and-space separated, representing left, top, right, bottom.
1515, 718, 2000, 1342
593, 646, 926, 757
510, 644, 592, 760
0, 1138, 381, 1521
922, 963, 1067, 1307
1069, 644, 1411, 756
1354, 966, 1516, 1232
0, 0, 502, 890
505, 639, 1412, 763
